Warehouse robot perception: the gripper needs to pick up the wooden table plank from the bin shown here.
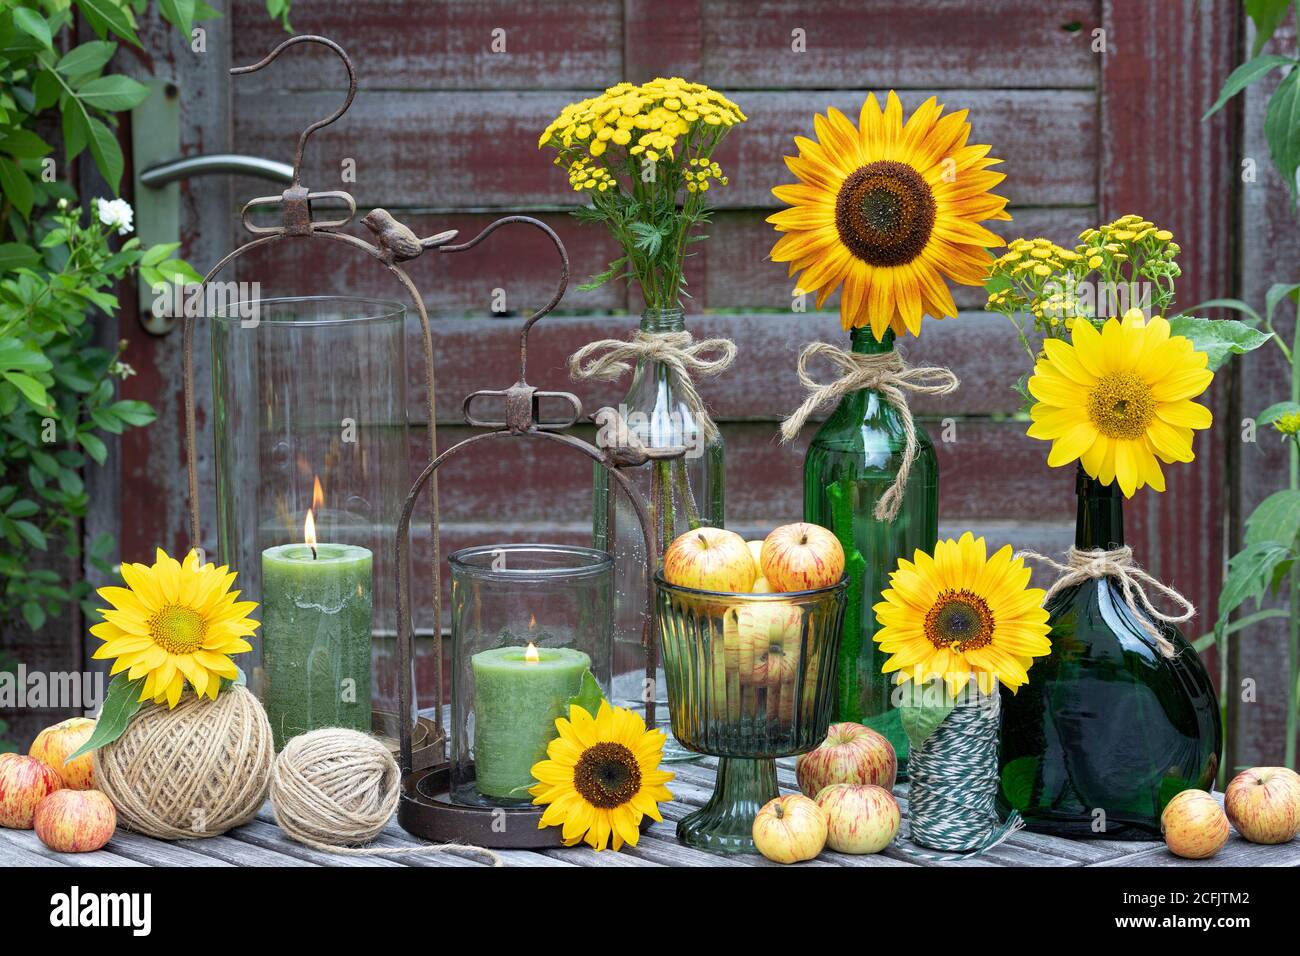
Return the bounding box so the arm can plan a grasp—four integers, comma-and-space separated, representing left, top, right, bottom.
1093, 833, 1300, 868
0, 827, 146, 867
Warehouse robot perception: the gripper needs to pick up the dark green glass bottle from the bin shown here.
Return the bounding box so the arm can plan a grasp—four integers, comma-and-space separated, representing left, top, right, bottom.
997, 467, 1222, 839
802, 327, 938, 774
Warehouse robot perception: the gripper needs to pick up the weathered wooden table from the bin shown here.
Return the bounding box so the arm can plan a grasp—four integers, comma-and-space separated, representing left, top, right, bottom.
3, 756, 1297, 867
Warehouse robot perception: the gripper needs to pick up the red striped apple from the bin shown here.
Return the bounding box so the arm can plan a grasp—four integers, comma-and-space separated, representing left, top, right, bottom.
1224, 767, 1300, 845
1161, 789, 1229, 859
663, 527, 756, 592
760, 523, 845, 592
752, 794, 826, 864
30, 717, 97, 790
796, 722, 897, 797
734, 603, 804, 686
816, 783, 899, 854
34, 789, 116, 853
0, 754, 63, 828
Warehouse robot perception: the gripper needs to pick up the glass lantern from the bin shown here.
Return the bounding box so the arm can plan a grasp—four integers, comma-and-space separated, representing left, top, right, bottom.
210, 295, 418, 751
448, 544, 613, 806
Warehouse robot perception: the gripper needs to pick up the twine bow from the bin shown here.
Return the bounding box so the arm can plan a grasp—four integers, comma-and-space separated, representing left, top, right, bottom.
1015, 545, 1194, 658
568, 329, 736, 441
779, 342, 959, 521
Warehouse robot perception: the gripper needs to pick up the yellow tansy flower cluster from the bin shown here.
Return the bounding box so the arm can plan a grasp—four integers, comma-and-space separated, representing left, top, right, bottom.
684, 157, 728, 193
985, 213, 1184, 367
539, 78, 746, 166
1272, 411, 1300, 437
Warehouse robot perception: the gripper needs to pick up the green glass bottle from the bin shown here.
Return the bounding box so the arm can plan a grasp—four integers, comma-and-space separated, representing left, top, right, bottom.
997, 467, 1222, 838
802, 327, 938, 774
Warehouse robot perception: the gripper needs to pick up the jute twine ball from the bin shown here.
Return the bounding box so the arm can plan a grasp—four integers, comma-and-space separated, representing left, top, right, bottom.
94, 684, 273, 839
270, 728, 399, 849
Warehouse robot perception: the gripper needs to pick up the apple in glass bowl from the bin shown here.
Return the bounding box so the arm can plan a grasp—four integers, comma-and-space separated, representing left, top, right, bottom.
760, 522, 844, 592
663, 527, 757, 593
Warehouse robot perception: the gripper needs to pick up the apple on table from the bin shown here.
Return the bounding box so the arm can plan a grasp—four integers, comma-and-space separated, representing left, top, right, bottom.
1161, 789, 1230, 860
1224, 767, 1300, 845
0, 754, 64, 829
796, 721, 898, 797
816, 783, 899, 854
752, 794, 827, 864
29, 717, 97, 790
34, 789, 116, 853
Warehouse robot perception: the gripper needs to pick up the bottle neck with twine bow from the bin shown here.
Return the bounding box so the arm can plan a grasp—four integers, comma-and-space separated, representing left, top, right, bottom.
997, 466, 1222, 839
798, 326, 943, 773
581, 307, 730, 751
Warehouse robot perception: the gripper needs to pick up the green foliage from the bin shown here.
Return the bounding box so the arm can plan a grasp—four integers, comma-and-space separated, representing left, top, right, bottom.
895, 678, 954, 751
1205, 3, 1300, 202
1165, 316, 1273, 370
66, 670, 145, 760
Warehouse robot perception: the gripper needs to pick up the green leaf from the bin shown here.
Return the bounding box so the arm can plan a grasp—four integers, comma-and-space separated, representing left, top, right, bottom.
1265, 282, 1300, 324
13, 7, 53, 50
565, 669, 605, 718
3, 371, 49, 408
109, 399, 155, 426
77, 431, 108, 464
56, 41, 118, 80
1246, 489, 1300, 548
86, 116, 123, 195
1166, 316, 1272, 370
1203, 54, 1294, 119
13, 520, 47, 550
20, 601, 46, 631
67, 673, 147, 761
0, 157, 34, 219
61, 99, 90, 163
0, 337, 52, 373
1215, 541, 1294, 630
895, 679, 954, 751
159, 0, 197, 37
140, 242, 180, 267
1258, 401, 1300, 424
74, 0, 142, 47
1264, 68, 1300, 201
1246, 0, 1294, 57
76, 74, 150, 112
0, 243, 39, 271
154, 258, 203, 284
0, 129, 53, 159
5, 499, 39, 518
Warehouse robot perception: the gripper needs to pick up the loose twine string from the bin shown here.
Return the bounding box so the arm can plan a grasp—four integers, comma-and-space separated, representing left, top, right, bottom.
568, 329, 737, 441
902, 691, 1025, 861
779, 342, 959, 521
1014, 546, 1194, 658
270, 729, 504, 866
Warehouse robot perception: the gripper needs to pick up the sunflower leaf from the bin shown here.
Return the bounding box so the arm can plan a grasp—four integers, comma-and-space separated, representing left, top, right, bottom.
565, 669, 605, 719
896, 679, 954, 752
67, 672, 146, 761
1166, 316, 1272, 371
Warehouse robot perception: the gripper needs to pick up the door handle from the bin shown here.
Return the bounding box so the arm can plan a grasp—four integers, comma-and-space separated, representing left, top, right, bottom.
132, 79, 298, 335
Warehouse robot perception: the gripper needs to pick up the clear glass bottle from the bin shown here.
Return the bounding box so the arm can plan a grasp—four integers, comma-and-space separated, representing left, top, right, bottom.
802, 327, 938, 775
997, 467, 1222, 838
593, 308, 725, 754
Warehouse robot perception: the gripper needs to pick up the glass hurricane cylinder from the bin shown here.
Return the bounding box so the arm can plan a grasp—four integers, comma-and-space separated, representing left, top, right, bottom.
448, 544, 613, 806
997, 467, 1222, 838
656, 574, 847, 853
594, 307, 725, 756
802, 327, 938, 774
210, 296, 415, 751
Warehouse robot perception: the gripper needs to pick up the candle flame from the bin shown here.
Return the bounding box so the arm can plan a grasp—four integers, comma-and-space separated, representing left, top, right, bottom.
525, 642, 539, 664
528, 613, 537, 630
312, 475, 325, 510
304, 508, 317, 549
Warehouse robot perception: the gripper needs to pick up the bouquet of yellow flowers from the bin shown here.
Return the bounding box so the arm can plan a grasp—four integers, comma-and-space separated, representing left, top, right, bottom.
539, 78, 746, 309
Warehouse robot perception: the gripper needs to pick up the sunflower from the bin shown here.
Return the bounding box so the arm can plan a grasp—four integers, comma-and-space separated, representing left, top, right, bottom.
90, 549, 258, 707
1026, 309, 1213, 496
530, 700, 674, 851
768, 91, 1011, 339
874, 533, 1051, 698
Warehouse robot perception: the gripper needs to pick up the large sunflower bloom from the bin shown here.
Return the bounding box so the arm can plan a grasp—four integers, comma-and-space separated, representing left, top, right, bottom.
530, 701, 674, 851
1026, 309, 1214, 496
874, 533, 1051, 698
90, 549, 258, 707
768, 91, 1011, 338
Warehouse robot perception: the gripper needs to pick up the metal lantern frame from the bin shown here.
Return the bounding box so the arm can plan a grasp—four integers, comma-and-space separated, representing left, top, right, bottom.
182, 35, 455, 767
392, 223, 685, 848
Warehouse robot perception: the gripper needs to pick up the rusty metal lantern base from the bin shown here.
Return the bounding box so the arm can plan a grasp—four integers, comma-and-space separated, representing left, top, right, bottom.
398, 766, 652, 849
371, 711, 443, 772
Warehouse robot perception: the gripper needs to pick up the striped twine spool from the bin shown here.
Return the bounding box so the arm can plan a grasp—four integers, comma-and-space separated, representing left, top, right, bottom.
902, 691, 1024, 861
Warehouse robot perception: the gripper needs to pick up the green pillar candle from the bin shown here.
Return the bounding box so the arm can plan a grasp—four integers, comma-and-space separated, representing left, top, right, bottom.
471, 645, 590, 800
261, 542, 373, 750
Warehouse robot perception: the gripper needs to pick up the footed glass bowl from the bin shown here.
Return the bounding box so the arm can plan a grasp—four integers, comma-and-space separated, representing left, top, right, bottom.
655, 572, 847, 853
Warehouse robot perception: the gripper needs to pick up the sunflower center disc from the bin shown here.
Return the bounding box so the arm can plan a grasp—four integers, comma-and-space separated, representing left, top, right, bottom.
150, 605, 207, 654
835, 160, 936, 267
1088, 370, 1155, 440
924, 589, 995, 651
574, 741, 642, 809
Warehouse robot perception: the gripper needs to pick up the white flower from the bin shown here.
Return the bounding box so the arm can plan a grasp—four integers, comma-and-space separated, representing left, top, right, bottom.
96, 197, 134, 236
57, 198, 69, 210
